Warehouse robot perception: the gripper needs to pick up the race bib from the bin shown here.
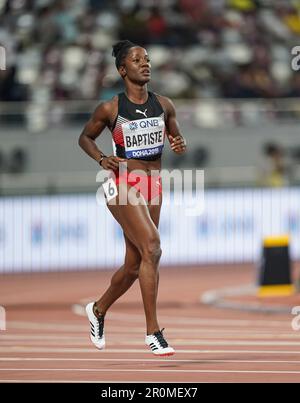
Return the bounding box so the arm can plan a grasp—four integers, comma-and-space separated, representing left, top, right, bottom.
102, 178, 118, 202
122, 117, 165, 158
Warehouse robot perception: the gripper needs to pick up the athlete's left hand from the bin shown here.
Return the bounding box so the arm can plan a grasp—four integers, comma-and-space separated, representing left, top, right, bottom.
168, 135, 187, 154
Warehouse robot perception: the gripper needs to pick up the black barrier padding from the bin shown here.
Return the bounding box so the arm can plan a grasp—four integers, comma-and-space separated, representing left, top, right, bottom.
258, 246, 292, 286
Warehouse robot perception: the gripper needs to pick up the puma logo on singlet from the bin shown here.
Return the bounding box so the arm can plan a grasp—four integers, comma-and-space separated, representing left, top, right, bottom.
136, 109, 148, 118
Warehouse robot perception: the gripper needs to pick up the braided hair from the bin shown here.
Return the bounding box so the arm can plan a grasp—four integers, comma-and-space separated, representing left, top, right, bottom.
112, 40, 137, 69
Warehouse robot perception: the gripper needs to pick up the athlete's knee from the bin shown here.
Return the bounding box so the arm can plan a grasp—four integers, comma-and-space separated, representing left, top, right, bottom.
125, 262, 140, 280
141, 235, 162, 265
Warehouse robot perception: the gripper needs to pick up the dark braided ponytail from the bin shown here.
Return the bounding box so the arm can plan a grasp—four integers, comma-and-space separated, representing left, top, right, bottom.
112, 40, 137, 69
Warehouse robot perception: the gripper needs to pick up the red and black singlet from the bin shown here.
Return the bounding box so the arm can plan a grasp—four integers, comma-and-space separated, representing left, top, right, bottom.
111, 92, 166, 161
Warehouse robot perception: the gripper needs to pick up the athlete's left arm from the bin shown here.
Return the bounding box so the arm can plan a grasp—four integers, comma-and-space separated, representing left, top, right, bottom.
159, 96, 187, 155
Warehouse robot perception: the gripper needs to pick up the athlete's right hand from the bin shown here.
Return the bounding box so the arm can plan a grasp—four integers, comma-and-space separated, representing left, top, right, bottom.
101, 156, 126, 170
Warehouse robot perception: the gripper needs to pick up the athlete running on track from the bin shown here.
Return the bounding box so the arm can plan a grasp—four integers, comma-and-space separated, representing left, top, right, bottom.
79, 40, 186, 356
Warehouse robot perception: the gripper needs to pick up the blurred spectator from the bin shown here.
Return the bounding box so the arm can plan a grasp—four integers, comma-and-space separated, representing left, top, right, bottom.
52, 1, 78, 44
286, 74, 300, 97
34, 5, 60, 47
257, 142, 292, 187
118, 6, 148, 45
0, 150, 6, 173
0, 66, 28, 101
147, 7, 168, 44
9, 147, 28, 174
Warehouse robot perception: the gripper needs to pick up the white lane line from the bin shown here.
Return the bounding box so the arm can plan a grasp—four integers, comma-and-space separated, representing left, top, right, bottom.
123, 340, 300, 346
2, 368, 300, 375
1, 330, 298, 339
1, 347, 300, 354
72, 304, 291, 327
1, 339, 300, 348
1, 335, 88, 340
2, 332, 300, 340
8, 318, 292, 332
7, 322, 88, 332
2, 357, 300, 364
200, 284, 293, 313
2, 340, 300, 347
6, 322, 296, 335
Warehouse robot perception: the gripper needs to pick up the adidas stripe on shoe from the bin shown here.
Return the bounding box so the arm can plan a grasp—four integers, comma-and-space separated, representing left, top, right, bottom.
145, 328, 175, 356
85, 302, 105, 350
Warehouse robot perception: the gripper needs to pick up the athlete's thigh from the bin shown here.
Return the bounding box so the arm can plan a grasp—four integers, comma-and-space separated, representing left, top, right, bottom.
147, 193, 162, 229
122, 196, 162, 266
107, 184, 159, 251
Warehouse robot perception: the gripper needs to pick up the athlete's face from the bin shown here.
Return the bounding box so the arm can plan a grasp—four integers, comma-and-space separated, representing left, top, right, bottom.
120, 47, 151, 84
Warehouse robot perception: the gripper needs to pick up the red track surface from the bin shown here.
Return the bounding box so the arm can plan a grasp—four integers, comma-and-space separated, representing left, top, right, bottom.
1, 264, 300, 383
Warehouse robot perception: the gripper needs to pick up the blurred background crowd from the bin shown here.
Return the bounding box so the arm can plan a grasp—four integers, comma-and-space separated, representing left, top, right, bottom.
0, 0, 300, 192
1, 0, 300, 102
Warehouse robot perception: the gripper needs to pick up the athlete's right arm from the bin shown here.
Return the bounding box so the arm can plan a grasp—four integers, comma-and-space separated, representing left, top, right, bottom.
78, 101, 124, 170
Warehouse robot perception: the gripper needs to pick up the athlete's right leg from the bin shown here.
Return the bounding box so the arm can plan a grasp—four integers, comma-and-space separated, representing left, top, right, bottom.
85, 185, 143, 350
94, 233, 141, 316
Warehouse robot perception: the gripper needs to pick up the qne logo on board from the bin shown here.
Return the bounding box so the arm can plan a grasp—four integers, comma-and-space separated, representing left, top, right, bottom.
129, 122, 138, 131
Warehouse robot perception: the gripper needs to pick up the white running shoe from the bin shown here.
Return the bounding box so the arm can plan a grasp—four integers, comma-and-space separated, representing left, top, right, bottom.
145, 328, 175, 356
85, 302, 105, 350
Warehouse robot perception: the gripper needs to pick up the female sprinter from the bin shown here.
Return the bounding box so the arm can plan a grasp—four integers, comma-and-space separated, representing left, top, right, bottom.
79, 40, 186, 356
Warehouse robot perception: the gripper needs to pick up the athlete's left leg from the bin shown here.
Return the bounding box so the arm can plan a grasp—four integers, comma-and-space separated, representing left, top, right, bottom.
94, 194, 162, 317
146, 194, 162, 308
136, 193, 162, 333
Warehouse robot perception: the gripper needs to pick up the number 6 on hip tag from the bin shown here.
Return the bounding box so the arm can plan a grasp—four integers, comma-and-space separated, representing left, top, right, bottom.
103, 178, 118, 202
